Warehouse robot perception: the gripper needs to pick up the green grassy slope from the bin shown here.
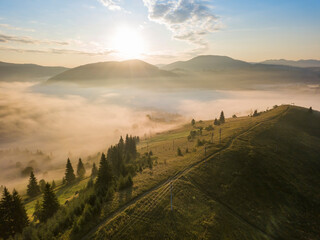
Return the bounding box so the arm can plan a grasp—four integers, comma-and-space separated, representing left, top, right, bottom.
24, 177, 91, 219
91, 106, 320, 240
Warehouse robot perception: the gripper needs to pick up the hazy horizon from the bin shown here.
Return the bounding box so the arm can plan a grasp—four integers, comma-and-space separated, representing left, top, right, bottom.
1, 0, 320, 67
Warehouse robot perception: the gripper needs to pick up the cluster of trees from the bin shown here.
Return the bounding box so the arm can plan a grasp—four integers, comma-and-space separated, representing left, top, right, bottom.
0, 188, 29, 239
137, 151, 155, 171
0, 134, 144, 239
252, 110, 260, 117
106, 135, 138, 177
64, 158, 86, 185
205, 125, 214, 131
214, 111, 225, 126
26, 157, 86, 201
26, 171, 57, 199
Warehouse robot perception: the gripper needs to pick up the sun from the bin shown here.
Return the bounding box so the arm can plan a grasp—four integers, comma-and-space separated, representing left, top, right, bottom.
112, 26, 145, 59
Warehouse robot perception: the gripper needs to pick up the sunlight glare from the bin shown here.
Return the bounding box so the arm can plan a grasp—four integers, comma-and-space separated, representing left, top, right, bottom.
112, 26, 145, 59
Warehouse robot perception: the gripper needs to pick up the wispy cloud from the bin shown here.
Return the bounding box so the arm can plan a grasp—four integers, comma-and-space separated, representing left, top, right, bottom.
98, 0, 122, 11
0, 23, 35, 32
0, 46, 115, 56
143, 0, 221, 53
0, 33, 69, 45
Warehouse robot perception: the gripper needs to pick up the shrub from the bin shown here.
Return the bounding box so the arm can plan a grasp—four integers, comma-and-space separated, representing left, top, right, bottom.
177, 147, 183, 156
196, 139, 204, 147
205, 125, 214, 131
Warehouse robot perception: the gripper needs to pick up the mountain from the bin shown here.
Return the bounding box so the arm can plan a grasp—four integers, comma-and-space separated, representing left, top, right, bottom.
47, 56, 320, 88
0, 61, 68, 81
160, 55, 319, 88
261, 59, 320, 68
48, 59, 176, 83
162, 55, 251, 72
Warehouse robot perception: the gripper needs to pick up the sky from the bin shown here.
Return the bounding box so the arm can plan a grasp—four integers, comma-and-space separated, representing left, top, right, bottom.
0, 0, 319, 67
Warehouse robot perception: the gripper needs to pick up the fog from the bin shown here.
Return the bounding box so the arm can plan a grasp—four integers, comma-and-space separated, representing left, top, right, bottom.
0, 80, 319, 191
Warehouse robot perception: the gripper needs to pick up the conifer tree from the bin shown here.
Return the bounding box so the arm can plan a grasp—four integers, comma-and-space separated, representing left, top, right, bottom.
214, 118, 220, 126
39, 179, 46, 192
27, 171, 41, 197
91, 163, 98, 178
0, 188, 28, 239
0, 187, 13, 239
118, 136, 124, 153
76, 158, 86, 178
51, 180, 56, 189
65, 158, 75, 184
219, 111, 225, 123
95, 153, 113, 194
253, 109, 259, 117
191, 119, 195, 126
40, 183, 59, 222
12, 189, 29, 233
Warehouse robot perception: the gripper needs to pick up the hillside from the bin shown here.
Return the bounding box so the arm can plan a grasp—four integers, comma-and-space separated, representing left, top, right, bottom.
48, 60, 176, 83
89, 105, 320, 240
261, 59, 320, 68
0, 61, 68, 81
160, 55, 320, 88
47, 56, 320, 88
10, 105, 320, 240
162, 55, 251, 72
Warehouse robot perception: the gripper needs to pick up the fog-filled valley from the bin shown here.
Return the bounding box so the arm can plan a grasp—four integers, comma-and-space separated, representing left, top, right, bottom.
0, 66, 319, 192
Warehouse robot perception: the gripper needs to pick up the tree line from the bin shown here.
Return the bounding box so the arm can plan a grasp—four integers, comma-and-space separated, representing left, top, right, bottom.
0, 135, 140, 240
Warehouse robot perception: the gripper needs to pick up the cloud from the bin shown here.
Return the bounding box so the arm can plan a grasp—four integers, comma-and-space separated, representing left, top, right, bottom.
0, 46, 115, 56
143, 0, 220, 52
0, 23, 35, 32
0, 33, 69, 45
98, 0, 122, 10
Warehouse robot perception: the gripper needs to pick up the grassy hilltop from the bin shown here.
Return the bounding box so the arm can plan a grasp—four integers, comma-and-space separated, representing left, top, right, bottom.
89, 105, 320, 240
16, 105, 320, 239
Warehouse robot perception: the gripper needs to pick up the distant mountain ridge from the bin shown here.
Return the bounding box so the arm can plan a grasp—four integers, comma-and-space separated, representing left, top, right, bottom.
41, 55, 319, 87
48, 59, 176, 82
162, 55, 251, 72
0, 61, 68, 81
261, 59, 320, 68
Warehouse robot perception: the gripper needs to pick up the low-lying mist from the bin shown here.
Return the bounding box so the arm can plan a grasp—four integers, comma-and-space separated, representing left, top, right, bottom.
0, 80, 319, 191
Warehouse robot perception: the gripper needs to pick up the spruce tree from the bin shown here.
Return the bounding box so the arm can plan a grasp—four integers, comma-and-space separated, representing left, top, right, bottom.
0, 188, 28, 239
40, 183, 60, 222
0, 187, 13, 239
95, 153, 113, 194
51, 180, 56, 189
27, 171, 41, 197
76, 158, 86, 178
219, 111, 225, 123
118, 136, 124, 153
39, 179, 46, 192
12, 189, 29, 234
191, 119, 195, 126
214, 118, 220, 126
91, 163, 98, 178
65, 158, 75, 184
